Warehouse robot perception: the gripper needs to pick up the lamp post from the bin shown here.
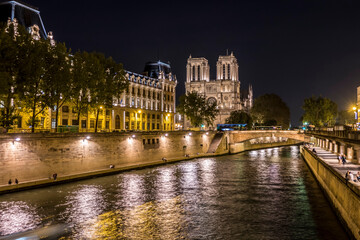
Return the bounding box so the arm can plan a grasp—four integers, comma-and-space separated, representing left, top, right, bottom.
353, 106, 358, 130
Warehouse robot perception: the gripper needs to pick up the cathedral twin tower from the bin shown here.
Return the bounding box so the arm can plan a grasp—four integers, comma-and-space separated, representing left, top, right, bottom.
185, 52, 253, 128
186, 52, 239, 82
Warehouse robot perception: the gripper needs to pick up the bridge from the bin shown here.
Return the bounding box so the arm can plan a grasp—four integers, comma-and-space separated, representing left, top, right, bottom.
229, 130, 306, 143
223, 130, 306, 154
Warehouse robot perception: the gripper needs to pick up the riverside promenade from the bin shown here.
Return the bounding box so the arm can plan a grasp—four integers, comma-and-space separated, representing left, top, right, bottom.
311, 146, 360, 187
301, 145, 360, 239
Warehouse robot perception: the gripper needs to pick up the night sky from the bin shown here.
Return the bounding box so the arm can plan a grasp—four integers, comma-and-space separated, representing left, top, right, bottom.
27, 0, 360, 126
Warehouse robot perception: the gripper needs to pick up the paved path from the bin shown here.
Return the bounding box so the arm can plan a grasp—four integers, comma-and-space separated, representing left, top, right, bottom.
311, 146, 360, 186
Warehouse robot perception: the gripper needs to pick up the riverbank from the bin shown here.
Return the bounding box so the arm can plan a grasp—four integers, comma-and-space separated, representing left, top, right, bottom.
0, 151, 229, 194
300, 146, 360, 240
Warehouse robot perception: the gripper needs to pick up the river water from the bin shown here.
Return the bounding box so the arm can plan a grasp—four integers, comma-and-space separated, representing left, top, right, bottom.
0, 146, 349, 239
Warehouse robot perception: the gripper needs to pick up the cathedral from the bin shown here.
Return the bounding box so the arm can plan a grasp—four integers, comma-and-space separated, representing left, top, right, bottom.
184, 52, 253, 129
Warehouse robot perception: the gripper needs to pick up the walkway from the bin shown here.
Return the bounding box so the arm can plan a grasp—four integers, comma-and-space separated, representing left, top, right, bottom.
310, 146, 360, 186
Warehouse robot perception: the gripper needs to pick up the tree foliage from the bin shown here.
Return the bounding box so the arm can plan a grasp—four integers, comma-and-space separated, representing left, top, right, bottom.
0, 23, 22, 131
302, 96, 337, 127
177, 91, 219, 127
0, 23, 128, 133
226, 110, 252, 128
251, 94, 290, 129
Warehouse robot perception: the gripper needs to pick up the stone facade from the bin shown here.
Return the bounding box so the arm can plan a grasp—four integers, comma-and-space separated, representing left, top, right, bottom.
185, 52, 253, 129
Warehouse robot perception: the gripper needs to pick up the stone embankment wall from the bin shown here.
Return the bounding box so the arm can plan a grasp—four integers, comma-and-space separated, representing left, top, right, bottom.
0, 131, 226, 185
301, 147, 360, 240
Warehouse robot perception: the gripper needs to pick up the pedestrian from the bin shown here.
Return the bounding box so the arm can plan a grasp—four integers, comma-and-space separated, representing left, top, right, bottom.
312, 148, 317, 154
8, 179, 12, 185
345, 171, 351, 183
52, 173, 57, 181
15, 178, 18, 184
341, 154, 346, 165
338, 155, 342, 165
356, 171, 360, 182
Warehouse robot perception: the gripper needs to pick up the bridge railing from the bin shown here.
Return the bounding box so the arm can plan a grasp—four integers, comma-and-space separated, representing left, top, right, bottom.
307, 129, 360, 140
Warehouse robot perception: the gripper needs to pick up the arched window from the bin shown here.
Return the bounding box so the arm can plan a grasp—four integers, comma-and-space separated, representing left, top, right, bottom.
192, 65, 195, 81
223, 64, 225, 79
115, 115, 120, 129
227, 64, 230, 79
197, 65, 200, 81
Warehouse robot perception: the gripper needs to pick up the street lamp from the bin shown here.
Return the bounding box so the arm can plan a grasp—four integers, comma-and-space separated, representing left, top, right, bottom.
353, 106, 358, 130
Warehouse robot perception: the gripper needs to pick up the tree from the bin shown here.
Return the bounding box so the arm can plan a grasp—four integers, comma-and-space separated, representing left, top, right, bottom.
251, 94, 290, 129
302, 96, 337, 127
89, 52, 128, 132
226, 110, 252, 129
0, 23, 21, 132
177, 91, 219, 127
16, 30, 49, 133
71, 51, 99, 128
42, 41, 72, 130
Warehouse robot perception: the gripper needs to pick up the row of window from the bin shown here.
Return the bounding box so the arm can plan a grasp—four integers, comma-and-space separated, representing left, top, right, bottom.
127, 88, 174, 100
126, 72, 176, 92
61, 106, 111, 115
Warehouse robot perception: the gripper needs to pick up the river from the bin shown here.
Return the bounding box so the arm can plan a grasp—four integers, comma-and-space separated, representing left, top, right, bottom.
0, 146, 349, 239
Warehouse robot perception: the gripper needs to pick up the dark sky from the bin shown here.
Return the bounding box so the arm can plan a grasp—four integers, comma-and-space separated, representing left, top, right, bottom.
28, 0, 360, 126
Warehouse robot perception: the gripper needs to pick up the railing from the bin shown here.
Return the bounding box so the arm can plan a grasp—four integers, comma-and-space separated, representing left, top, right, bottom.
307, 129, 360, 140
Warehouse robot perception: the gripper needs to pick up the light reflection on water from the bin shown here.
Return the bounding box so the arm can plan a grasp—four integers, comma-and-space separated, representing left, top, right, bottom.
0, 146, 349, 239
0, 201, 41, 236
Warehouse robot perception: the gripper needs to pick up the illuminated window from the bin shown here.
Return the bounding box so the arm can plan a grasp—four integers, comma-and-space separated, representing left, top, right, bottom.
81, 120, 86, 128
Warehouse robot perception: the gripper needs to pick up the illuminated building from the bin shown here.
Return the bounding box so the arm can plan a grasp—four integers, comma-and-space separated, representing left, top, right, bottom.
18, 61, 177, 132
185, 52, 253, 129
0, 1, 177, 132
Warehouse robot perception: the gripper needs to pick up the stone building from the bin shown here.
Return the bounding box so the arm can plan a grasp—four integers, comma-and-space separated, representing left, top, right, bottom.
0, 0, 177, 132
184, 52, 253, 129
16, 61, 177, 132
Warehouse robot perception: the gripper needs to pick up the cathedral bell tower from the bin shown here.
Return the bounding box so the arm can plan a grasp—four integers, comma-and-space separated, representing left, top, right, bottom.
216, 52, 239, 81
186, 55, 210, 82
